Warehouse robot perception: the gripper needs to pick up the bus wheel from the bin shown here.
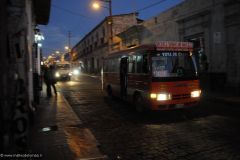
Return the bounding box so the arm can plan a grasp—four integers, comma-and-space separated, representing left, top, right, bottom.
134, 95, 145, 113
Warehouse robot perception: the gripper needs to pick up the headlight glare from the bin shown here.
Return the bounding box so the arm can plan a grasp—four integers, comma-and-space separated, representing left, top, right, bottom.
73, 69, 79, 75
150, 93, 157, 99
157, 93, 171, 101
55, 72, 60, 77
191, 90, 201, 98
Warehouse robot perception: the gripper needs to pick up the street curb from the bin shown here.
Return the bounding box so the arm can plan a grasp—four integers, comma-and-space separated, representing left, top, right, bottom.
78, 155, 108, 160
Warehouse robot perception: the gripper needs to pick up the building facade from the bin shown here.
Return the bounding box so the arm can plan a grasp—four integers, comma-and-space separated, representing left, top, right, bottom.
0, 0, 51, 152
72, 13, 140, 73
116, 0, 240, 92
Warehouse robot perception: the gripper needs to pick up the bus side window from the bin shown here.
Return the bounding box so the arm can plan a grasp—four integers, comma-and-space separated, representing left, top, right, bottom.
103, 60, 107, 72
136, 55, 142, 73
142, 54, 149, 73
110, 59, 115, 72
106, 59, 111, 72
128, 56, 136, 73
113, 58, 119, 73
107, 59, 110, 72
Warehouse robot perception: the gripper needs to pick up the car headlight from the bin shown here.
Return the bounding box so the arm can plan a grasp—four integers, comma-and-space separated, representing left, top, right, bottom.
191, 90, 201, 98
69, 72, 72, 76
55, 72, 60, 77
150, 93, 171, 101
73, 69, 79, 75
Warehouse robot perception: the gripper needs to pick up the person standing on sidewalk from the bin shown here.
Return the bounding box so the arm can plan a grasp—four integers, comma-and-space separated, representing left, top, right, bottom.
44, 65, 57, 97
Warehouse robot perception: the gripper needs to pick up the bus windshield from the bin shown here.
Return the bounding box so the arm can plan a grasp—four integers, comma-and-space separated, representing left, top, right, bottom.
151, 51, 197, 78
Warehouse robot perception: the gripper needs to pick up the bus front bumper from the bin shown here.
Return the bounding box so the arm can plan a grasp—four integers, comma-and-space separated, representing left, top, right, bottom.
149, 98, 200, 111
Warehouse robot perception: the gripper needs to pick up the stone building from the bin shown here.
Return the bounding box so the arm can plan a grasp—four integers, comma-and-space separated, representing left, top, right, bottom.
0, 0, 51, 152
72, 13, 141, 73
116, 0, 240, 92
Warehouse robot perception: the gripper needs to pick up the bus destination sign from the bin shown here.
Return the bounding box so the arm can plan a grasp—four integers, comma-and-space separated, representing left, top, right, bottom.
155, 41, 193, 51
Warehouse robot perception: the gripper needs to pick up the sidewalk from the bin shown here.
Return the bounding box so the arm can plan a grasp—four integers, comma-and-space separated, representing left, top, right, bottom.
203, 90, 240, 106
28, 85, 107, 160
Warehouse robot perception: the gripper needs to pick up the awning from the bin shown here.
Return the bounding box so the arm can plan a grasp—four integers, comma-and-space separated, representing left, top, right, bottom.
33, 0, 51, 25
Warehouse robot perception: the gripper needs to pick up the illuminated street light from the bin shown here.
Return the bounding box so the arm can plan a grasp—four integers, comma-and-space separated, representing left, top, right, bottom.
90, 0, 112, 52
38, 43, 42, 47
35, 33, 45, 42
56, 51, 60, 54
92, 2, 100, 10
64, 46, 69, 51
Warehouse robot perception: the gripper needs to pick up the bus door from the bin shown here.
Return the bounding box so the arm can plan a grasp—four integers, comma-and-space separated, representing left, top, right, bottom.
120, 57, 128, 99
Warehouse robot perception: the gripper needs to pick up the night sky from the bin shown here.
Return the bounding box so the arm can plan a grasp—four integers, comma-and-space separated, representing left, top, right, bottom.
40, 0, 184, 57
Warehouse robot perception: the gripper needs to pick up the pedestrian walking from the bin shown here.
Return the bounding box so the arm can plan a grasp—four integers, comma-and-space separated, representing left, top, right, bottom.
44, 65, 57, 97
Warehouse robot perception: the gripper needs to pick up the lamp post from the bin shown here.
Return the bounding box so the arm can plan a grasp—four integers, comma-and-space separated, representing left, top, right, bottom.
92, 0, 113, 50
34, 28, 45, 104
64, 46, 70, 62
65, 46, 69, 51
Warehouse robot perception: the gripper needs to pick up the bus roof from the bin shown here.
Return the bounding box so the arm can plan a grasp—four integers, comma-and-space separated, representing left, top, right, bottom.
106, 41, 193, 59
107, 44, 155, 58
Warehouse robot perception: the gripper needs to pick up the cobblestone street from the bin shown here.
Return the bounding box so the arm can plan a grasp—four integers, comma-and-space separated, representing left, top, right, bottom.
58, 75, 240, 160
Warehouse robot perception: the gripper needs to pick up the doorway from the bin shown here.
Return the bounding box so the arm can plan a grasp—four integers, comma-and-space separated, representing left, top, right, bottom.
120, 57, 128, 98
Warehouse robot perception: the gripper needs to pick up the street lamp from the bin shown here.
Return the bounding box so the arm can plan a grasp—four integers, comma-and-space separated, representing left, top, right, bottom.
65, 46, 69, 51
91, 0, 113, 50
92, 2, 100, 10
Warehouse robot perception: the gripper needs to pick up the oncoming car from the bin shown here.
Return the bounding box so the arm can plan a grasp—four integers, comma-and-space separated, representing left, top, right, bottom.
55, 63, 72, 81
71, 67, 81, 76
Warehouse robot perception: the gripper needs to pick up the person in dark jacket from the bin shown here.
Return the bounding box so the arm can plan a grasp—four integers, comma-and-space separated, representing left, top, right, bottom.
44, 65, 57, 97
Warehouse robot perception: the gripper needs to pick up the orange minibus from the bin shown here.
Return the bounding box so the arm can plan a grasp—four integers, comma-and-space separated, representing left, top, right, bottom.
102, 41, 201, 111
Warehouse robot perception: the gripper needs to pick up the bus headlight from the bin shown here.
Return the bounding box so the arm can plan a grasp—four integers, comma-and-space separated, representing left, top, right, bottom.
73, 69, 79, 75
55, 72, 60, 78
150, 93, 157, 99
191, 90, 201, 98
151, 93, 171, 101
157, 93, 171, 101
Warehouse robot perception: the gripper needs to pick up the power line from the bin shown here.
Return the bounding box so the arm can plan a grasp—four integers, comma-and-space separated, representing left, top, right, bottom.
136, 0, 168, 12
52, 4, 93, 20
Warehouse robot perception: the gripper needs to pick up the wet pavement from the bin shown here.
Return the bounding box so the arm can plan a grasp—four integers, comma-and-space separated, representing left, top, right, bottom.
28, 86, 106, 160
59, 74, 240, 160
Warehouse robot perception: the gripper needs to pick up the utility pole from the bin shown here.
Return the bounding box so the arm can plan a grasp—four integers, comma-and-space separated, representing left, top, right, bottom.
68, 31, 72, 61
108, 0, 113, 53
108, 0, 112, 41
91, 0, 113, 53
68, 31, 71, 50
